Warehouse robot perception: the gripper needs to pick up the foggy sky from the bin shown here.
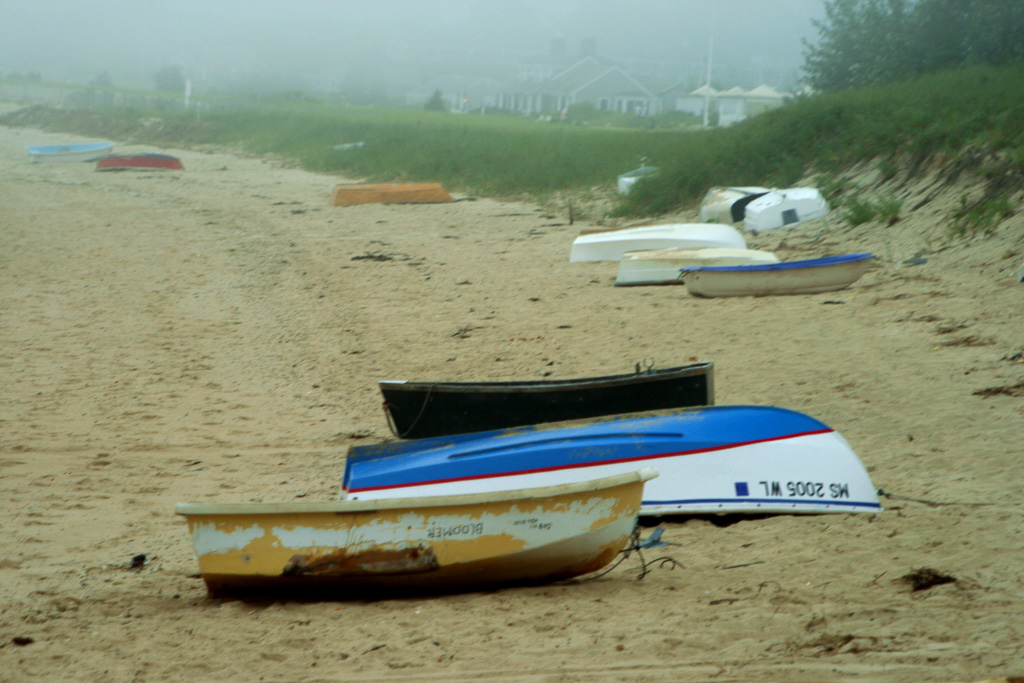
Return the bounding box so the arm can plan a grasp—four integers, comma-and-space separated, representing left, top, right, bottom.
0, 0, 825, 89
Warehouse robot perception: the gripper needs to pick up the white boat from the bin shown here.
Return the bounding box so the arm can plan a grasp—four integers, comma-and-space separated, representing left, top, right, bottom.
614, 247, 780, 286
743, 187, 830, 232
699, 186, 772, 224
26, 142, 114, 163
699, 186, 829, 231
570, 223, 746, 262
177, 468, 656, 597
681, 253, 874, 297
616, 165, 659, 195
343, 406, 882, 517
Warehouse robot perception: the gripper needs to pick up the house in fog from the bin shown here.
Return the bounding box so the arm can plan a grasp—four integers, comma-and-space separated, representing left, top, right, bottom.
662, 82, 790, 126
494, 41, 661, 116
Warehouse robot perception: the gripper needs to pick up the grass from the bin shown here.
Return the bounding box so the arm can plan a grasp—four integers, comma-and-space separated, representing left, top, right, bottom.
4, 64, 1023, 218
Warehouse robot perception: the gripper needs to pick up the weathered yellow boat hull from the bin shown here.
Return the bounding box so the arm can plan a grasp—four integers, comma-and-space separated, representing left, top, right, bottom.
330, 182, 452, 206
177, 469, 655, 597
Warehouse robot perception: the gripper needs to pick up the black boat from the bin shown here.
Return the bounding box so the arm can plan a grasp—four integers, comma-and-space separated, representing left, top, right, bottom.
379, 361, 714, 439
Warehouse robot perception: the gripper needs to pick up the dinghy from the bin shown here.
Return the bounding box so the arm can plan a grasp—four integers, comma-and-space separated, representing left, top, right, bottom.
699, 186, 829, 231
343, 406, 881, 517
570, 224, 746, 262
331, 183, 453, 206
380, 361, 714, 439
95, 153, 184, 171
616, 165, 659, 195
681, 253, 874, 297
177, 468, 656, 597
744, 187, 829, 232
614, 248, 780, 286
26, 141, 114, 163
699, 186, 771, 224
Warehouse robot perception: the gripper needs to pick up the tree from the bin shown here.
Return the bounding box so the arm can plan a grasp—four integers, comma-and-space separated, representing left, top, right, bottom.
153, 66, 185, 93
424, 89, 447, 112
803, 0, 1024, 92
802, 0, 913, 91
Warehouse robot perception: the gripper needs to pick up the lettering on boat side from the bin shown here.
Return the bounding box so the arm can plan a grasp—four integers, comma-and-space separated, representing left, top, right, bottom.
758, 481, 851, 498
512, 517, 552, 531
427, 522, 484, 539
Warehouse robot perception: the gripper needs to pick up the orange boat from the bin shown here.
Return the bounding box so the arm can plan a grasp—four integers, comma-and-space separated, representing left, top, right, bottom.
95, 154, 184, 171
330, 182, 452, 206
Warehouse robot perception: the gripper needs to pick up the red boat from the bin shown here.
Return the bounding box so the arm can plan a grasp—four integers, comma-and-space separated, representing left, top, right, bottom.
95, 153, 184, 171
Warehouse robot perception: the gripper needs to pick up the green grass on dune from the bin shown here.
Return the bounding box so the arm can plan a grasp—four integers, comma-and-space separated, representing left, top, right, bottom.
7, 65, 1022, 217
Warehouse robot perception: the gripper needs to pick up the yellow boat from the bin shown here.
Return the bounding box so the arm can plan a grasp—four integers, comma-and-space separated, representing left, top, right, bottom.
176, 468, 656, 597
329, 182, 452, 206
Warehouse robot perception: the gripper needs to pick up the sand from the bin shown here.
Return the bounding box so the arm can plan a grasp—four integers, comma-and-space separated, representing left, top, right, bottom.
1, 113, 1023, 682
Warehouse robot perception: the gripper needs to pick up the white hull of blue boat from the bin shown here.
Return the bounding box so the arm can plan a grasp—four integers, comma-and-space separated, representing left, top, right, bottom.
682, 253, 874, 297
570, 223, 746, 262
342, 407, 881, 517
26, 142, 114, 163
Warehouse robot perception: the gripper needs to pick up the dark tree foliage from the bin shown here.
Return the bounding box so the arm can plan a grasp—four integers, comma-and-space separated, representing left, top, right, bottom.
424, 89, 447, 112
803, 0, 1024, 91
153, 66, 185, 93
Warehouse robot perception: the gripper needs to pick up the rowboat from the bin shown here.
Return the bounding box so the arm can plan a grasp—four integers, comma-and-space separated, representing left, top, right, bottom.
616, 165, 659, 195
380, 362, 714, 439
330, 183, 453, 206
343, 406, 881, 517
26, 141, 114, 163
743, 187, 829, 232
699, 186, 771, 224
176, 468, 657, 597
570, 223, 746, 262
699, 186, 829, 231
614, 247, 780, 286
95, 153, 184, 171
681, 253, 874, 297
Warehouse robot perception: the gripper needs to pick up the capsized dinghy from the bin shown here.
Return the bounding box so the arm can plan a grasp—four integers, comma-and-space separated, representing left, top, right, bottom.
570, 223, 746, 262
614, 247, 779, 286
681, 253, 874, 298
26, 141, 114, 163
330, 182, 453, 206
380, 361, 714, 439
177, 468, 656, 597
95, 153, 184, 171
743, 187, 829, 232
343, 406, 881, 517
699, 186, 771, 224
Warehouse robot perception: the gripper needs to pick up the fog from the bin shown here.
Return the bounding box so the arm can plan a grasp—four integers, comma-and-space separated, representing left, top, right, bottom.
0, 0, 824, 97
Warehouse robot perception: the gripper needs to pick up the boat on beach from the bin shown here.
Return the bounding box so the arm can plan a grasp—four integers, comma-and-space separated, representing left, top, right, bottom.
699, 186, 772, 224
26, 141, 114, 163
699, 186, 829, 231
570, 223, 746, 262
614, 247, 780, 286
176, 468, 657, 597
343, 406, 881, 517
330, 182, 453, 206
380, 362, 714, 439
95, 153, 184, 171
681, 253, 874, 297
744, 187, 830, 232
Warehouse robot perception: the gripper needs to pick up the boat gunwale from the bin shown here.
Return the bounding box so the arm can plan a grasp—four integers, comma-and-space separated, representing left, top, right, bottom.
177, 467, 656, 516
681, 253, 874, 274
379, 362, 713, 395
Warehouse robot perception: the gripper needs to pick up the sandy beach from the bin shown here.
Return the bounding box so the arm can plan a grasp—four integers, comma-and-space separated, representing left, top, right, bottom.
1, 113, 1023, 682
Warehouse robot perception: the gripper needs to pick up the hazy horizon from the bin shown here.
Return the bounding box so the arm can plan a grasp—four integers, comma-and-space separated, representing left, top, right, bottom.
1, 1, 825, 94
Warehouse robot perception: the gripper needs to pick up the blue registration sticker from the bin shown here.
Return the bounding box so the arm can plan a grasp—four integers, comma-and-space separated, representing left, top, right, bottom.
734, 482, 749, 496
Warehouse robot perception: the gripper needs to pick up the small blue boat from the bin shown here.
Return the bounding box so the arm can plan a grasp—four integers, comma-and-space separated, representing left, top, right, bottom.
343, 406, 881, 517
680, 253, 874, 297
26, 141, 114, 163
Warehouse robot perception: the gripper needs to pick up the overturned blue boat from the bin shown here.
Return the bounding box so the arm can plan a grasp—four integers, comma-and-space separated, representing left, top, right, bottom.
343, 406, 881, 517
